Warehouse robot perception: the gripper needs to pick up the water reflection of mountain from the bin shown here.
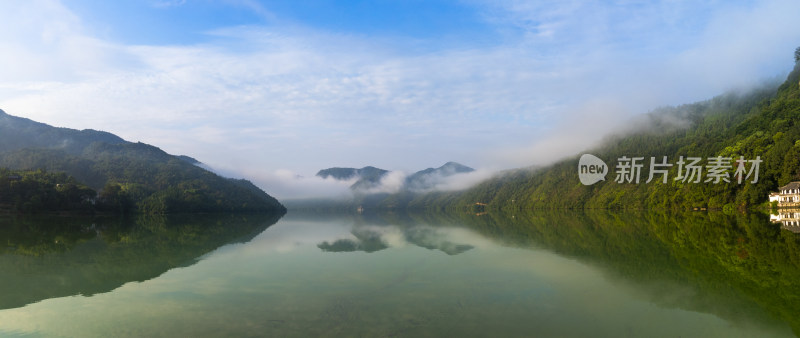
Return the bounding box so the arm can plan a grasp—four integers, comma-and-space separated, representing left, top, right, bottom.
0, 212, 283, 310
318, 226, 474, 255
383, 209, 800, 337
314, 213, 474, 256
318, 229, 389, 253
304, 209, 800, 335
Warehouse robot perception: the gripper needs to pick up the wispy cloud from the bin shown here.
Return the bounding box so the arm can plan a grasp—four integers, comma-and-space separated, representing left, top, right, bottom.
0, 0, 799, 195
234, 168, 356, 200
151, 0, 187, 9
428, 169, 497, 191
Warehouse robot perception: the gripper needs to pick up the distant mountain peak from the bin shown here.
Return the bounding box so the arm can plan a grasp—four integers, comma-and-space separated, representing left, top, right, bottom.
316, 166, 390, 192
404, 162, 475, 191
316, 166, 389, 181
314, 162, 475, 194
316, 167, 360, 180
439, 161, 474, 172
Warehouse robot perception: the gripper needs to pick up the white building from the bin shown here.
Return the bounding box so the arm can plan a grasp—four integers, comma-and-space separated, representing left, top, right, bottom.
773, 182, 800, 207
771, 209, 800, 233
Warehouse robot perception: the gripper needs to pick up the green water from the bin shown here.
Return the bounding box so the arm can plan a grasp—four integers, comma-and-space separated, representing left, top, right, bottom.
0, 210, 797, 337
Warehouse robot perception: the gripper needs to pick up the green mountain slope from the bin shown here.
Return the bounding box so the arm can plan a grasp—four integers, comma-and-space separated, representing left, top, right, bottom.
404, 162, 474, 191
0, 110, 285, 214
412, 61, 800, 210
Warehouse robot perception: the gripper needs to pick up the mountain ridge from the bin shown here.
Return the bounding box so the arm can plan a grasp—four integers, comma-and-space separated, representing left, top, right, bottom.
315, 162, 475, 193
404, 162, 474, 191
0, 109, 285, 214
405, 61, 800, 211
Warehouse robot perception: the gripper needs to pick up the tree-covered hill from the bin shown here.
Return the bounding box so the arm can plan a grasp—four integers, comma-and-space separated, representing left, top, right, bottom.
0, 110, 285, 214
316, 166, 390, 191
409, 58, 800, 211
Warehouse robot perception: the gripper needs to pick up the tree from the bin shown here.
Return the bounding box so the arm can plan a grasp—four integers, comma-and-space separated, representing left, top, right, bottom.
796, 46, 800, 63
98, 183, 132, 213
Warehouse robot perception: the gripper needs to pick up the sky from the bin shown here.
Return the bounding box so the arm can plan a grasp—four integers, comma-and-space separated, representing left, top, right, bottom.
1, 0, 799, 198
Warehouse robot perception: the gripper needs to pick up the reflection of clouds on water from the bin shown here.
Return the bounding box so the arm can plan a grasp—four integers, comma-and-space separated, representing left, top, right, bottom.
238, 213, 498, 258
241, 218, 355, 255
318, 229, 390, 253
317, 225, 477, 255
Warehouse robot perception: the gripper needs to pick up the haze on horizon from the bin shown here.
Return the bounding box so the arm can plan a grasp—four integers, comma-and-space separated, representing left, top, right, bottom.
1, 0, 799, 199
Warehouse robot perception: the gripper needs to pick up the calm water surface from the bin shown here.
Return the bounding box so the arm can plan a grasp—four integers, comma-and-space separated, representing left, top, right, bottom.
0, 210, 797, 337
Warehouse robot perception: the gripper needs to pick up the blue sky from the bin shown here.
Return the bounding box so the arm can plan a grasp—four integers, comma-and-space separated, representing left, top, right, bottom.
66, 0, 495, 46
1, 0, 799, 198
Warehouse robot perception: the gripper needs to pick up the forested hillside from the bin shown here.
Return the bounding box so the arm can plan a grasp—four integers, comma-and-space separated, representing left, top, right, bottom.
0, 110, 285, 214
0, 168, 96, 213
409, 61, 800, 210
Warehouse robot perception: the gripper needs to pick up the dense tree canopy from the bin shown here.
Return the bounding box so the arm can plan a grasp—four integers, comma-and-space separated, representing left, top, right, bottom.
795, 46, 800, 63
0, 168, 95, 213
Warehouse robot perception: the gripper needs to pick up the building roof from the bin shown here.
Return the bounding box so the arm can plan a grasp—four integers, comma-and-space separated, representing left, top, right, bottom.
780, 181, 800, 191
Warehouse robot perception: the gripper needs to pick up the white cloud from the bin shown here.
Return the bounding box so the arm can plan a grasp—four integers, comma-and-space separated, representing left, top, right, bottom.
491, 99, 635, 168
0, 1, 135, 82
427, 169, 497, 192
478, 0, 800, 168
1, 0, 799, 198
233, 168, 357, 200
358, 171, 408, 195
0, 24, 561, 172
